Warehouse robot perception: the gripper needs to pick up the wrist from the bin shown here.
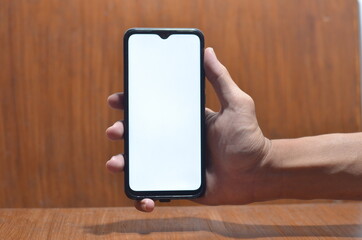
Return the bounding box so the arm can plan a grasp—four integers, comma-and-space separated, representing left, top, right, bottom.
257, 138, 310, 201
251, 138, 283, 203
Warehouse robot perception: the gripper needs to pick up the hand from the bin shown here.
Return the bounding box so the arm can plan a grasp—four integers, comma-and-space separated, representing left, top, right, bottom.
106, 48, 272, 212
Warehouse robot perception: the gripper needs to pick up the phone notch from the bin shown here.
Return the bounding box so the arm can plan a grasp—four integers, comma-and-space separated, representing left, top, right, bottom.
158, 32, 172, 39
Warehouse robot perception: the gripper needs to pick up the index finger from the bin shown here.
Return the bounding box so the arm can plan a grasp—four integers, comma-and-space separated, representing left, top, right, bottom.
108, 92, 125, 110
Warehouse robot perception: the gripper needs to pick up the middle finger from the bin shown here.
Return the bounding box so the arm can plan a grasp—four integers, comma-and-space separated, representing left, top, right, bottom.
106, 121, 124, 140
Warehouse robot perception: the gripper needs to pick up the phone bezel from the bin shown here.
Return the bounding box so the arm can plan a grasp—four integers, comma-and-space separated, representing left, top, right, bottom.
123, 28, 205, 200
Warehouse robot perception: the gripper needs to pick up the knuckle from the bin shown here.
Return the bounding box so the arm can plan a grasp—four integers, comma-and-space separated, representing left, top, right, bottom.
231, 92, 255, 111
243, 94, 255, 107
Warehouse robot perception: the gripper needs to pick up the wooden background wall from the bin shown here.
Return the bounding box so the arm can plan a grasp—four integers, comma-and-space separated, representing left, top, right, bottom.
0, 0, 360, 208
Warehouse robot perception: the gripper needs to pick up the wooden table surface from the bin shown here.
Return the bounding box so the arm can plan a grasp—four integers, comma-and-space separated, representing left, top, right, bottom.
1, 203, 362, 239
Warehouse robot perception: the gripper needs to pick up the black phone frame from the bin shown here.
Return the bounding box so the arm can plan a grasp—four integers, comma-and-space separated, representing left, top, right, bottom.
123, 28, 205, 201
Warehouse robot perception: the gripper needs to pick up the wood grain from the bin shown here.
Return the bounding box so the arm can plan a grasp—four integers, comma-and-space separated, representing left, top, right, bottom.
1, 203, 362, 239
0, 0, 360, 207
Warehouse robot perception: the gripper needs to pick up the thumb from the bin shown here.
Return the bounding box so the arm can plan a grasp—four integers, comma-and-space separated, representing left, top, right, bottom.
204, 47, 241, 109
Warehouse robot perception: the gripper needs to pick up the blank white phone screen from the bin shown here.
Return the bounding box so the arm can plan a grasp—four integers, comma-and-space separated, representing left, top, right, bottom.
128, 34, 201, 191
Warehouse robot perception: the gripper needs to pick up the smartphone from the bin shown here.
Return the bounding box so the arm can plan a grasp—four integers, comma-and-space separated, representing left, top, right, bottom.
124, 28, 205, 200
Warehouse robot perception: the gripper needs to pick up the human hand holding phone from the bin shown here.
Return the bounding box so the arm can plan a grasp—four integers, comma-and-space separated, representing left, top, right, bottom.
106, 47, 273, 212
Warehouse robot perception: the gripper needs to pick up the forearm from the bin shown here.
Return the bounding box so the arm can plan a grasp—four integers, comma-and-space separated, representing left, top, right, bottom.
262, 133, 362, 201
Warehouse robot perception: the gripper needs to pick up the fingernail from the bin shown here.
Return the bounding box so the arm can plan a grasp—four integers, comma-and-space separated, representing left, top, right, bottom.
209, 47, 215, 56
